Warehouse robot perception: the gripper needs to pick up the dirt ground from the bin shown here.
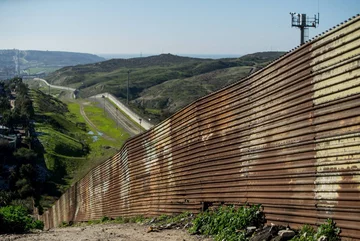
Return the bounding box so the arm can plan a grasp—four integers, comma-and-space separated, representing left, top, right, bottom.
0, 223, 214, 241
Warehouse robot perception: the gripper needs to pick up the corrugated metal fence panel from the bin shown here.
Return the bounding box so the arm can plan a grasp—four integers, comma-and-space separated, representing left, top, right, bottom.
39, 15, 360, 240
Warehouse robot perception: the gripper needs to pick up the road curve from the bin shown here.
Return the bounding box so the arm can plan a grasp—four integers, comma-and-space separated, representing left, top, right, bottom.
34, 78, 77, 98
33, 78, 153, 131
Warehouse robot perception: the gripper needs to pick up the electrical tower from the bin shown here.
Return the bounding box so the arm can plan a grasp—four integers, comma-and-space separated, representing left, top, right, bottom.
290, 12, 319, 45
127, 70, 131, 105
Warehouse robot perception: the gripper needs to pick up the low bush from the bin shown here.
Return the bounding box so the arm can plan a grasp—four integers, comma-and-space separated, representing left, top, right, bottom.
0, 205, 44, 233
100, 216, 110, 222
153, 212, 192, 225
291, 219, 341, 241
189, 204, 264, 241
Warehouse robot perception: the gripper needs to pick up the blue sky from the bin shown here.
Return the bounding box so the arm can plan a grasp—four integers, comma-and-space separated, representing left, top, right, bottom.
0, 0, 358, 55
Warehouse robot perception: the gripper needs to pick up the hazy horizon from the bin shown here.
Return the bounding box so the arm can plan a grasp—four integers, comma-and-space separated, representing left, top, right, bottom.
1, 0, 359, 55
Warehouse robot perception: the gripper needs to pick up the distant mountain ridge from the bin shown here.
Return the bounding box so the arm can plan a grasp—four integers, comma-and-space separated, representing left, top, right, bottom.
99, 53, 244, 59
0, 49, 105, 79
21, 50, 105, 66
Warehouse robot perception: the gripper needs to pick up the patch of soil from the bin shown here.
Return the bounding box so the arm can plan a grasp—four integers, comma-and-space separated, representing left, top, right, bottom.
0, 223, 213, 241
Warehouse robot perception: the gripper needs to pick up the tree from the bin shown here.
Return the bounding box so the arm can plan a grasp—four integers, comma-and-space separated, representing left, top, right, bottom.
13, 148, 37, 165
0, 97, 10, 113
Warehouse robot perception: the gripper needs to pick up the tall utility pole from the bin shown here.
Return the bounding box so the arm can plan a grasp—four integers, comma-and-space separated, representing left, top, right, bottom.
290, 12, 319, 45
127, 70, 130, 105
116, 107, 119, 129
102, 95, 106, 115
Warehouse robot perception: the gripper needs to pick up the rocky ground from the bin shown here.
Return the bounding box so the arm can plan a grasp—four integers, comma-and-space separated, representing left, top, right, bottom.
0, 223, 214, 241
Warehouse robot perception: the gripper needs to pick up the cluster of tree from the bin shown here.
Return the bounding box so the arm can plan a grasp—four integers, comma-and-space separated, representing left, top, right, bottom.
0, 82, 10, 113
0, 78, 43, 213
0, 78, 34, 131
0, 146, 40, 207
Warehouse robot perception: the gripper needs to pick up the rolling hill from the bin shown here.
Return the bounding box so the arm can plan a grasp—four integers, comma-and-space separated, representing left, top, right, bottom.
0, 49, 105, 78
46, 52, 285, 123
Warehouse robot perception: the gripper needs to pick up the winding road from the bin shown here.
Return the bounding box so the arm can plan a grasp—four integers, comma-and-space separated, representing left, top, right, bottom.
34, 78, 76, 97
32, 78, 154, 136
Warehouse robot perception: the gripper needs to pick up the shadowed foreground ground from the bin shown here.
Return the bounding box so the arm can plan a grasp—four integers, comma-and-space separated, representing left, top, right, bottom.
0, 223, 213, 241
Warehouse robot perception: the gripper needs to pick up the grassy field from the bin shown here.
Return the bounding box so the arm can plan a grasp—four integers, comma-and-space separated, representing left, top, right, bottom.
83, 102, 130, 141
66, 101, 130, 182
105, 97, 145, 131
30, 90, 131, 196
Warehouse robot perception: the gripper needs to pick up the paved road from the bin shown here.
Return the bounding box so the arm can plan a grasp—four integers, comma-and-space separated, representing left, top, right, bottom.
90, 97, 140, 136
33, 78, 154, 132
92, 93, 153, 131
34, 78, 76, 98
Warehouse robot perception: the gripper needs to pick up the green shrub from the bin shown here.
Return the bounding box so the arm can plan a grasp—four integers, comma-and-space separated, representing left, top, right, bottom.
316, 219, 341, 241
161, 211, 191, 225
101, 216, 110, 222
114, 216, 129, 223
0, 205, 44, 233
32, 219, 44, 230
87, 219, 101, 225
59, 221, 71, 227
189, 204, 264, 241
290, 219, 341, 241
129, 215, 145, 223
10, 197, 34, 213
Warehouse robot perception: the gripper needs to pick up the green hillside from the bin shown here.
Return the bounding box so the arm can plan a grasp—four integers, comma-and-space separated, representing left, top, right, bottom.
21, 50, 105, 66
30, 90, 129, 195
46, 51, 285, 122
133, 66, 253, 121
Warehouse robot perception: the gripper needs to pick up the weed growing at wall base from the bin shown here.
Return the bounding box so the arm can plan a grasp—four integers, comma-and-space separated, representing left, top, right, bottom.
189, 204, 264, 241
290, 219, 341, 241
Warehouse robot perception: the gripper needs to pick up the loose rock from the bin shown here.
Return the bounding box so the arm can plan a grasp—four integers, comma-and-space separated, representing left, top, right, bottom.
278, 229, 295, 239
318, 235, 327, 241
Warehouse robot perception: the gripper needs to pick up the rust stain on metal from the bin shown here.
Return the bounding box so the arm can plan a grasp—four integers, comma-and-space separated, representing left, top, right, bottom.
38, 16, 360, 240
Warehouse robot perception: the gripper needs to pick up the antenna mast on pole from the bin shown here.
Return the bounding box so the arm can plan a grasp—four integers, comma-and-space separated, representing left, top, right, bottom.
290, 12, 319, 45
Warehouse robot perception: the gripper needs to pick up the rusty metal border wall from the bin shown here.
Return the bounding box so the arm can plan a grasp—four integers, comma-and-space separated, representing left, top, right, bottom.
39, 15, 360, 240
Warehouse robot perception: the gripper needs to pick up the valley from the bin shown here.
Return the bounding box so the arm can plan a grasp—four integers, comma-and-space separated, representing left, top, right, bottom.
0, 51, 285, 213
46, 52, 285, 123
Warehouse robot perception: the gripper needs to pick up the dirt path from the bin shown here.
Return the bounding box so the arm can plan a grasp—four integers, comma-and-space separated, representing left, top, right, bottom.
0, 223, 213, 241
79, 102, 116, 141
